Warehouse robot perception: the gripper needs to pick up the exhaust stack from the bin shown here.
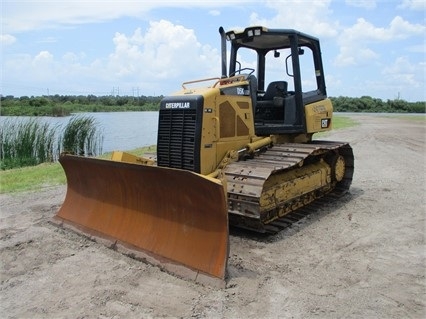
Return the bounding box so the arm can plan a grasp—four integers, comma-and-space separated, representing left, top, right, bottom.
219, 27, 227, 78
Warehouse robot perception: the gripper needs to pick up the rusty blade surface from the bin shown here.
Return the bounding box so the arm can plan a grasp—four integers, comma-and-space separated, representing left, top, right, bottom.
55, 154, 229, 283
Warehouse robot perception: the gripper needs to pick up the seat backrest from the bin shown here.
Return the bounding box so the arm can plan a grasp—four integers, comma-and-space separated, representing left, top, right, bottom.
263, 81, 287, 100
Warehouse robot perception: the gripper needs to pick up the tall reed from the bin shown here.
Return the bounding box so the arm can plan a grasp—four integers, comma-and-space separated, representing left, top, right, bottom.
60, 115, 103, 156
0, 115, 103, 170
0, 118, 57, 169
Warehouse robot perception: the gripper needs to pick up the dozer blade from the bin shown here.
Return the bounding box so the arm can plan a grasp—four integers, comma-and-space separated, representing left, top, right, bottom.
54, 154, 228, 287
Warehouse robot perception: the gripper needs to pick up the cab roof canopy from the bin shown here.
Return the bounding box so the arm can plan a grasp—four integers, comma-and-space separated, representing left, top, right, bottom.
225, 26, 319, 51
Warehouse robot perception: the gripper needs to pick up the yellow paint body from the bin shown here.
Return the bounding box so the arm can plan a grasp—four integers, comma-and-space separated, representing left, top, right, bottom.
305, 98, 334, 133
172, 78, 334, 175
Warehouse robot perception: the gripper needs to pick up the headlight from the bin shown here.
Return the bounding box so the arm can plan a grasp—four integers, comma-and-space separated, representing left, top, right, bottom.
247, 27, 262, 37
226, 32, 236, 40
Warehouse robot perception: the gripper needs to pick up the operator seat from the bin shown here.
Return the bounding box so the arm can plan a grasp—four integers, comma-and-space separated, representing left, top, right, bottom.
257, 81, 287, 108
255, 81, 288, 121
262, 81, 287, 100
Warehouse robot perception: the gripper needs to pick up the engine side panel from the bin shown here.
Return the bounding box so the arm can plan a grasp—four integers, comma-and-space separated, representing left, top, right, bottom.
304, 98, 333, 133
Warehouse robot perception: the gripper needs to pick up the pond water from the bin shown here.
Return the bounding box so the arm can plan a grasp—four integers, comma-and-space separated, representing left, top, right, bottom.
0, 112, 159, 153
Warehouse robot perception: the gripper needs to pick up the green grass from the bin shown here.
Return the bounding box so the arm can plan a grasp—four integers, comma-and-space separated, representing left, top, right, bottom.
0, 146, 156, 194
332, 115, 359, 129
0, 162, 65, 193
314, 115, 359, 139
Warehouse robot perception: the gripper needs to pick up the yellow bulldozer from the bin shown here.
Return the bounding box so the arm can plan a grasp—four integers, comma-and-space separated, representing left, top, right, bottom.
54, 26, 354, 287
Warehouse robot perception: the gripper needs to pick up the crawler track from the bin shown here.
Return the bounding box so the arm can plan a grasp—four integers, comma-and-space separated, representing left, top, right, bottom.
225, 141, 354, 232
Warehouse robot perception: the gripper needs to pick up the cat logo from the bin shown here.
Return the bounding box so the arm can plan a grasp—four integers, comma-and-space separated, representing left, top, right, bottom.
321, 118, 330, 128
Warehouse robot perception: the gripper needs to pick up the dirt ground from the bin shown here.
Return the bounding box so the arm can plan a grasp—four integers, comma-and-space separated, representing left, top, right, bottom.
1, 114, 425, 319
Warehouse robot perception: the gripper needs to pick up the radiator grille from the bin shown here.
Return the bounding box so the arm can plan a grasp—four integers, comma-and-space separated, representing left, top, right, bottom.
157, 109, 197, 171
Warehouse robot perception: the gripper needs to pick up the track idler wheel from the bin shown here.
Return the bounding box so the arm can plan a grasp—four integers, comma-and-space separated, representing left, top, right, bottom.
327, 153, 346, 182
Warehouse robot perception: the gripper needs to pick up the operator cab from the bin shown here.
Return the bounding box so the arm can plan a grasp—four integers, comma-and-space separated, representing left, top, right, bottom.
223, 26, 328, 135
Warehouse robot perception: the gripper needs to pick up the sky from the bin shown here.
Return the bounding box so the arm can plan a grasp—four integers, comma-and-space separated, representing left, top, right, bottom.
1, 0, 425, 101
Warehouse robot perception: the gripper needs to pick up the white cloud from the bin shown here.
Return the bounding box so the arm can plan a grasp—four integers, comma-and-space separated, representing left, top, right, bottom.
62, 52, 86, 64
382, 56, 422, 87
107, 20, 219, 82
348, 56, 425, 101
345, 0, 376, 9
209, 10, 221, 16
397, 0, 426, 10
340, 16, 424, 43
406, 44, 426, 53
249, 0, 339, 38
2, 0, 248, 34
334, 16, 426, 66
3, 1, 148, 33
1, 34, 17, 46
25, 51, 58, 82
388, 16, 426, 39
33, 51, 54, 64
382, 56, 426, 101
2, 20, 221, 95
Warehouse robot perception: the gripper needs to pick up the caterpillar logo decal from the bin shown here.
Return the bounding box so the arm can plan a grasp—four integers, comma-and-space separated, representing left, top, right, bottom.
165, 102, 191, 109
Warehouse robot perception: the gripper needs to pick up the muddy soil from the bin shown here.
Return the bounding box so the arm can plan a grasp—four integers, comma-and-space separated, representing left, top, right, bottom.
1, 114, 425, 318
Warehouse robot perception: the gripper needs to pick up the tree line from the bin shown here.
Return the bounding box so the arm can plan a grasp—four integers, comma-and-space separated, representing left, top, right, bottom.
0, 94, 163, 116
0, 94, 424, 116
330, 96, 425, 113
